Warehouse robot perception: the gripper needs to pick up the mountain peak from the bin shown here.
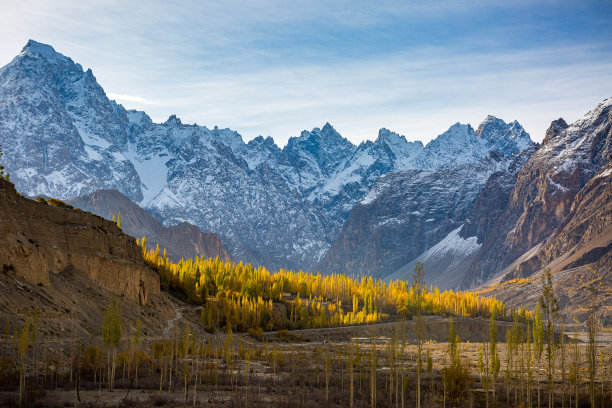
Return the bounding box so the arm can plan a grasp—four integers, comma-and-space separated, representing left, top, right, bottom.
164, 114, 182, 126
322, 122, 333, 130
19, 39, 68, 64
483, 114, 501, 122
376, 128, 412, 146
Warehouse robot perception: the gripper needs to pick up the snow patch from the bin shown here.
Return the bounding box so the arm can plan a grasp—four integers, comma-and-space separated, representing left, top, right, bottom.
597, 168, 612, 179
417, 226, 481, 263
124, 143, 169, 205
547, 176, 569, 193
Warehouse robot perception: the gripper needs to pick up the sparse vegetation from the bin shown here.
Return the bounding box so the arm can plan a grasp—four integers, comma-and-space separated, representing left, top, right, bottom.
45, 197, 74, 209
0, 144, 9, 181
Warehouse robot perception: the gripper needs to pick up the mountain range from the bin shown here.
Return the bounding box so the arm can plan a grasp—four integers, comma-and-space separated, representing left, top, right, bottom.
1, 40, 610, 309
0, 40, 532, 273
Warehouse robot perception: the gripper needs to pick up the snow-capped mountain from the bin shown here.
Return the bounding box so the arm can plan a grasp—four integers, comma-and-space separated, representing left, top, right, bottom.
0, 40, 533, 272
0, 40, 141, 200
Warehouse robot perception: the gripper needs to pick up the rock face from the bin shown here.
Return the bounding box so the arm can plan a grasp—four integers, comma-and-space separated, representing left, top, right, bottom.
505, 102, 612, 264
316, 152, 512, 280
458, 146, 539, 287
68, 189, 231, 262
0, 178, 159, 305
320, 97, 612, 291
509, 162, 612, 279
0, 40, 533, 272
461, 97, 612, 287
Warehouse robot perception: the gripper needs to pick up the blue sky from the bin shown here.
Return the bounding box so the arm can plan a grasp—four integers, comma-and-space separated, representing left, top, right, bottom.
1, 0, 611, 145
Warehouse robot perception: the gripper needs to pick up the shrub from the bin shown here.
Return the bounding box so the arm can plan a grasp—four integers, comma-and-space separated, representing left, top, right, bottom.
46, 198, 73, 209
248, 327, 263, 340
442, 359, 473, 403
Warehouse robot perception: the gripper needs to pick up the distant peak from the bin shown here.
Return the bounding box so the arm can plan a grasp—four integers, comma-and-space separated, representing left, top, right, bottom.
249, 135, 276, 146
20, 39, 68, 63
543, 118, 568, 144
164, 114, 182, 125
23, 39, 54, 52
448, 122, 468, 130
377, 128, 404, 142
378, 128, 394, 136
483, 114, 501, 122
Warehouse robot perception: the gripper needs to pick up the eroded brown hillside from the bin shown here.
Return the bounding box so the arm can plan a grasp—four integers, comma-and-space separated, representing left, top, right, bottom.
0, 178, 159, 305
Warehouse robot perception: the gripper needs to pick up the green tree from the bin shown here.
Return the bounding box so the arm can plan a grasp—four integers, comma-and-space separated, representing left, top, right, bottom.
478, 343, 490, 408
18, 320, 30, 408
132, 318, 142, 388
413, 262, 425, 408
533, 303, 545, 408
102, 301, 122, 390
443, 316, 471, 404
490, 310, 501, 402
540, 269, 559, 408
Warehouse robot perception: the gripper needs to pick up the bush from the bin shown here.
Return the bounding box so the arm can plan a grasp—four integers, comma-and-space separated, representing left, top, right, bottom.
35, 197, 46, 204
276, 329, 306, 342
80, 345, 104, 375
46, 198, 73, 209
248, 327, 263, 340
442, 359, 473, 403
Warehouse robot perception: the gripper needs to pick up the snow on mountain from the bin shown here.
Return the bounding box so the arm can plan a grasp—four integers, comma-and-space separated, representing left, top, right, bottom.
0, 40, 141, 201
384, 226, 481, 290
0, 40, 535, 272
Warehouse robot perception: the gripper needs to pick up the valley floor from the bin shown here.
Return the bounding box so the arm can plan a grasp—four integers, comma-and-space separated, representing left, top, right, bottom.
1, 311, 610, 407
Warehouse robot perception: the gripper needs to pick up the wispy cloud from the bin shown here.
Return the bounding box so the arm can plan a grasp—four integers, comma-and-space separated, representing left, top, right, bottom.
106, 93, 160, 106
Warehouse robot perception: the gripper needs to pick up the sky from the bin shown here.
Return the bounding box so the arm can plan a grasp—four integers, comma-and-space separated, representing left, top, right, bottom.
1, 0, 611, 145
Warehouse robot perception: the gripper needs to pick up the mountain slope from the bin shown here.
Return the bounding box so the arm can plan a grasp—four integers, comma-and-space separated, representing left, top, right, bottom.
316, 152, 512, 280
461, 97, 612, 287
0, 40, 142, 201
67, 189, 231, 262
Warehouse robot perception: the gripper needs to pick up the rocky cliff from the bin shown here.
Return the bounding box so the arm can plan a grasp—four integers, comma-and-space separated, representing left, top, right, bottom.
461, 97, 612, 287
0, 178, 159, 305
68, 189, 230, 262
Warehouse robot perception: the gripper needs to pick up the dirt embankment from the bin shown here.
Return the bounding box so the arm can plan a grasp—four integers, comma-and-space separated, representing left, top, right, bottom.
0, 178, 159, 305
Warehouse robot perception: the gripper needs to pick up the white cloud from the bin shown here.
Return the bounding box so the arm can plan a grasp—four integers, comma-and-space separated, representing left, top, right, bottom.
106, 93, 159, 106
